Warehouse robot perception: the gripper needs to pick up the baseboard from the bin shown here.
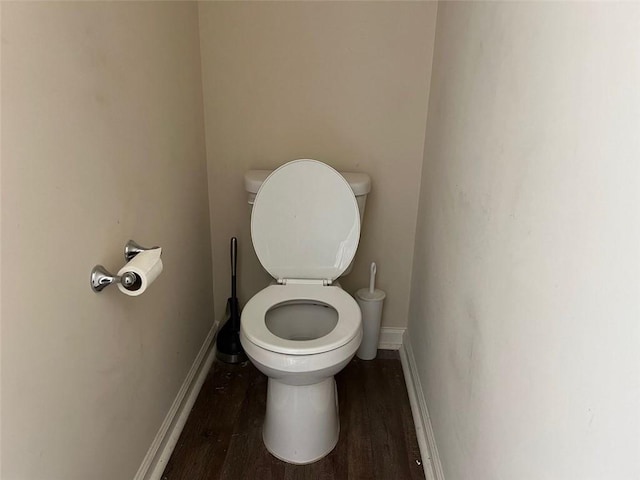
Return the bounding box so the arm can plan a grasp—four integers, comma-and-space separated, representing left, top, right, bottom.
134, 321, 219, 480
399, 332, 445, 480
378, 327, 405, 350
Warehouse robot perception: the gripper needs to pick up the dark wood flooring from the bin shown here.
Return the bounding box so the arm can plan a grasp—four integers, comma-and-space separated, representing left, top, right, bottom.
162, 350, 425, 480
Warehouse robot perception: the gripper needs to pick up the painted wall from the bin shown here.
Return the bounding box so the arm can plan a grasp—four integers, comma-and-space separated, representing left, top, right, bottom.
198, 1, 438, 328
408, 2, 640, 479
1, 3, 213, 479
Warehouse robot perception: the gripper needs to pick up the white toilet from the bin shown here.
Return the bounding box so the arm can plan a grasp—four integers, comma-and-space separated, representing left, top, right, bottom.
240, 159, 371, 464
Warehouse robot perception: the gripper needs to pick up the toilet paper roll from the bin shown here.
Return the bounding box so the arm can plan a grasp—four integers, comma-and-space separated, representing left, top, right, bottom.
117, 248, 163, 297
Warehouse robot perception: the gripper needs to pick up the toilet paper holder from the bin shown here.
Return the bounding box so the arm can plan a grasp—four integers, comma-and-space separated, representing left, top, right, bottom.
91, 240, 159, 293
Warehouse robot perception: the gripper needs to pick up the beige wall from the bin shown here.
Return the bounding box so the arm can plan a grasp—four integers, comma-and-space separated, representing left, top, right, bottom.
409, 2, 640, 479
1, 2, 213, 479
198, 1, 438, 328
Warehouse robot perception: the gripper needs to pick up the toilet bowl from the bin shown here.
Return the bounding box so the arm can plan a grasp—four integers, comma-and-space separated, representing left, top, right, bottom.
240, 159, 365, 464
240, 285, 362, 463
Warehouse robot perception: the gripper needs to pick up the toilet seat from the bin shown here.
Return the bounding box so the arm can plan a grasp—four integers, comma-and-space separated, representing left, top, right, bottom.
241, 284, 362, 355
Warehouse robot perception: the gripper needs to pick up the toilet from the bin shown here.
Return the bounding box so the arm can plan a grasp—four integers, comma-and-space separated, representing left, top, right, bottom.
240, 159, 371, 464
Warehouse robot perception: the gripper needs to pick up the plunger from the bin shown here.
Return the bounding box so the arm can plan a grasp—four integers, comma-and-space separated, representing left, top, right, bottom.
215, 237, 247, 364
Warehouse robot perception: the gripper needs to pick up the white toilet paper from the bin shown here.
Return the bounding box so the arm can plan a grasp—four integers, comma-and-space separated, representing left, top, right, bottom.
117, 248, 163, 297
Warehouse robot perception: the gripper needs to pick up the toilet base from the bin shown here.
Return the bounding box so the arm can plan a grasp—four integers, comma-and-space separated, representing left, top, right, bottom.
263, 376, 339, 464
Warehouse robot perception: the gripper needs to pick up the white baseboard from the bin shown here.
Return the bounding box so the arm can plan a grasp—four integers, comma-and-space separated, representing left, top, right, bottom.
378, 327, 405, 350
399, 332, 445, 480
134, 321, 219, 480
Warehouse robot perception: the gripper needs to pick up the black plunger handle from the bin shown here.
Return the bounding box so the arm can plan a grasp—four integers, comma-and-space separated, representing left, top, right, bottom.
231, 237, 237, 301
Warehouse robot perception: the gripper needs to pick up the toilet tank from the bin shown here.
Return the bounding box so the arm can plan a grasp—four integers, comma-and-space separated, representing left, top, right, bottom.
244, 168, 371, 277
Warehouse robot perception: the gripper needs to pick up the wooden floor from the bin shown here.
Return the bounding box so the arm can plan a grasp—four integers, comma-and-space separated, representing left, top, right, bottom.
162, 350, 424, 480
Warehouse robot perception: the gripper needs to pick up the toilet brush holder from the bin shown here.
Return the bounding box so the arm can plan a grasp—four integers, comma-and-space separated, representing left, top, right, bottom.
356, 262, 386, 360
355, 288, 386, 360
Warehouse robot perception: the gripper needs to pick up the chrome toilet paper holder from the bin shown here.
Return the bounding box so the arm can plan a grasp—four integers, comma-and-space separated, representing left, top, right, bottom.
91, 240, 159, 293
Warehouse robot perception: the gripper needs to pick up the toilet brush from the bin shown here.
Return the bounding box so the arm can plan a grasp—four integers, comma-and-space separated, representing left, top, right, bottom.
355, 262, 386, 360
216, 237, 247, 364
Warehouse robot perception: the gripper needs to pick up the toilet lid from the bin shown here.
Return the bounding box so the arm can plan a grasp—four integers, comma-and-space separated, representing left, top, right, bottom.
251, 159, 360, 283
